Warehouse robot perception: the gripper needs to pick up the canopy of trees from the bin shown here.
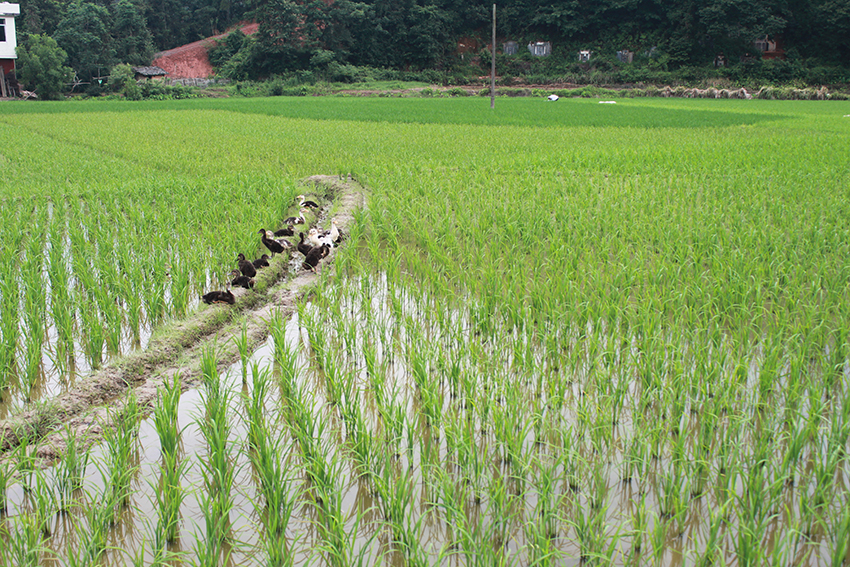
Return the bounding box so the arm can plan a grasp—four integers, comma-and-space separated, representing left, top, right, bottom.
12, 0, 850, 87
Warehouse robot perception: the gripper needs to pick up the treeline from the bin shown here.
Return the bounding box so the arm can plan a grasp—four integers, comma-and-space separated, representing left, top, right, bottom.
13, 0, 850, 92
213, 0, 850, 84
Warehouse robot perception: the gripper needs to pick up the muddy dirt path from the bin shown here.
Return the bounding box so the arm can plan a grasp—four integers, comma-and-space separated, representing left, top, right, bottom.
0, 175, 365, 469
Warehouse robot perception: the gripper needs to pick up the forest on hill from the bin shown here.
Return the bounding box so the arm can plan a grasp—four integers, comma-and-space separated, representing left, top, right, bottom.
12, 0, 850, 94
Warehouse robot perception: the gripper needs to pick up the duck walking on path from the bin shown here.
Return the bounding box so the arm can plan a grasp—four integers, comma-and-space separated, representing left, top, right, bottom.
259, 229, 291, 256
252, 254, 271, 269
237, 253, 257, 277
230, 269, 255, 289
283, 209, 308, 225
297, 231, 312, 256
297, 194, 320, 209
302, 244, 330, 272
320, 217, 342, 244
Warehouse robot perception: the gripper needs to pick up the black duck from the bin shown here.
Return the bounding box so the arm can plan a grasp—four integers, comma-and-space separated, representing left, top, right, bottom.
202, 290, 235, 305
237, 253, 257, 277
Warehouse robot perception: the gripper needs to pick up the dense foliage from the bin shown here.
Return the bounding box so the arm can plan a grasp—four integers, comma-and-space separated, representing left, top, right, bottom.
11, 0, 850, 89
14, 33, 73, 99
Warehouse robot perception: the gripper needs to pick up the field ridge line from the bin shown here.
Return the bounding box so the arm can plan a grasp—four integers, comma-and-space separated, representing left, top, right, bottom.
0, 174, 365, 468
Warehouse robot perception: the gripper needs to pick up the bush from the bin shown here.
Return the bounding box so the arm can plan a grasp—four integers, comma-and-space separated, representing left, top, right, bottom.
445, 87, 469, 96
15, 34, 74, 100
265, 77, 285, 96
219, 45, 255, 81
209, 30, 247, 69
138, 81, 198, 100
107, 63, 143, 100
108, 64, 134, 92
124, 82, 142, 101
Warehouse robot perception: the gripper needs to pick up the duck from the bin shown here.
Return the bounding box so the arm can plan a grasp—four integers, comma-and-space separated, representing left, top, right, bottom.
202, 289, 235, 305
229, 270, 254, 289
237, 253, 257, 278
282, 209, 308, 225
259, 229, 291, 256
320, 217, 341, 244
306, 227, 322, 248
273, 226, 294, 237
229, 270, 255, 289
252, 254, 271, 269
297, 194, 320, 209
297, 231, 312, 257
317, 229, 335, 249
302, 244, 330, 272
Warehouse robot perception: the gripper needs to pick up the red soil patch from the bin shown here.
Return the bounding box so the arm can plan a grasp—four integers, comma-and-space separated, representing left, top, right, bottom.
152, 22, 259, 79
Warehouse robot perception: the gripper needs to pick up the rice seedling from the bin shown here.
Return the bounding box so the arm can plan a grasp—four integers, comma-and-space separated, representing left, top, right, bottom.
16, 429, 37, 493
151, 451, 187, 546
153, 371, 182, 461
245, 420, 298, 566
64, 486, 117, 567
828, 503, 850, 567
80, 306, 104, 371
100, 390, 141, 519
192, 491, 233, 567
30, 468, 57, 536
196, 363, 237, 545
54, 423, 90, 512
233, 319, 250, 384
648, 512, 671, 567
2, 512, 47, 567
269, 311, 299, 403
0, 459, 12, 512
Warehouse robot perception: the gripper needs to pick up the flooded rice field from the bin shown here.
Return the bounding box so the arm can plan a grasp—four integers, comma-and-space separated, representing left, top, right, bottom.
1, 272, 847, 566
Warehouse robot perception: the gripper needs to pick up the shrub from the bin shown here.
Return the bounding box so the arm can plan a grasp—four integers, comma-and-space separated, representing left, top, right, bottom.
138, 81, 198, 100
445, 87, 469, 97
15, 34, 74, 100
209, 30, 247, 69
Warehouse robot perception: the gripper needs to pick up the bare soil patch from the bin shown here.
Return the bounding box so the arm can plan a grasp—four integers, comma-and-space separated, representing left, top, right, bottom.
152, 23, 259, 79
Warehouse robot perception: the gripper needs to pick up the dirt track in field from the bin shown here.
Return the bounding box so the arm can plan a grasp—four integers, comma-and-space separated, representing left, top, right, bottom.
0, 175, 365, 469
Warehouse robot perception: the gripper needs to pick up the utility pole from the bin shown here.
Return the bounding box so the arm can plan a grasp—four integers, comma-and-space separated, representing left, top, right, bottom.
491, 3, 496, 109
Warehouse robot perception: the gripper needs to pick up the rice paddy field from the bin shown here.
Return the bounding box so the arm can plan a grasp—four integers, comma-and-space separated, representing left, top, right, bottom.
0, 96, 849, 566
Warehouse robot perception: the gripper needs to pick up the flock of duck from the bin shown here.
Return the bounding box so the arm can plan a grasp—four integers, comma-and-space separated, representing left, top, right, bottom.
202, 194, 343, 305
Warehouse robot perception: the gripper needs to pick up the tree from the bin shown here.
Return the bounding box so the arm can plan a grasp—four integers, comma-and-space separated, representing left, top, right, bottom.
112, 0, 155, 65
250, 0, 328, 74
53, 0, 115, 81
108, 63, 142, 99
18, 0, 65, 37
15, 33, 74, 99
804, 0, 850, 63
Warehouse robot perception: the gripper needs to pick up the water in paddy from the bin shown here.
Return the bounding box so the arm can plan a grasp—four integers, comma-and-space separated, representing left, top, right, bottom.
1, 273, 847, 566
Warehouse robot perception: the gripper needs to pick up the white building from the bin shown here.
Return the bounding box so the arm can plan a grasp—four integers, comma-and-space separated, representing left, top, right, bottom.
0, 3, 20, 77
0, 2, 19, 97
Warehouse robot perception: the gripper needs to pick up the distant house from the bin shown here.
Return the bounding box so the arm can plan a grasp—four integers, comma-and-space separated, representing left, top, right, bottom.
578, 50, 592, 63
503, 41, 518, 55
0, 2, 20, 97
754, 36, 785, 60
616, 50, 634, 63
528, 42, 551, 57
132, 66, 168, 81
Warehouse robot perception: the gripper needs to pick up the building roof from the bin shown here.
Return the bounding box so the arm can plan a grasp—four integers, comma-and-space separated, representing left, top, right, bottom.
132, 66, 168, 77
0, 3, 20, 17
